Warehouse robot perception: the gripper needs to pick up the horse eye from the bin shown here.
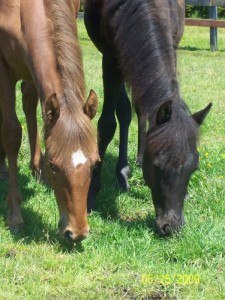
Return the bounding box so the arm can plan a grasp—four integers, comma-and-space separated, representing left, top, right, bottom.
49, 162, 56, 172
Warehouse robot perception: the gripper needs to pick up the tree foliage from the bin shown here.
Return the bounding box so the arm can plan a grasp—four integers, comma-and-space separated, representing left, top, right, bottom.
185, 5, 225, 18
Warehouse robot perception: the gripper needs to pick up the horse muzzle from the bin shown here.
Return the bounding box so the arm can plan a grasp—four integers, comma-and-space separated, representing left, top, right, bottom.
63, 226, 90, 244
155, 211, 184, 237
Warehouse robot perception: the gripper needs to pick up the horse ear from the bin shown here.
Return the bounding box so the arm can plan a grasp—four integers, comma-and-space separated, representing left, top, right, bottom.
45, 93, 60, 127
192, 103, 212, 125
83, 89, 98, 120
156, 100, 172, 125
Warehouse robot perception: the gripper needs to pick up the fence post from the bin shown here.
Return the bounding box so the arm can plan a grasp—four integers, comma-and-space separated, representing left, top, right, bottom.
210, 6, 218, 51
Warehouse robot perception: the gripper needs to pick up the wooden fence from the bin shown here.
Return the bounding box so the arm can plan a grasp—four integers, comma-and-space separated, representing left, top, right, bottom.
185, 0, 225, 51
79, 0, 225, 51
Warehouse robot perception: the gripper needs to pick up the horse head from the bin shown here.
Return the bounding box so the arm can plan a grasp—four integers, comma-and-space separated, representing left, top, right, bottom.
143, 101, 212, 236
44, 90, 99, 243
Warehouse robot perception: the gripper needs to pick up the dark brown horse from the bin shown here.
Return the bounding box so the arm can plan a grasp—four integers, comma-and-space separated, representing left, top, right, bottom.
84, 0, 212, 236
0, 0, 99, 243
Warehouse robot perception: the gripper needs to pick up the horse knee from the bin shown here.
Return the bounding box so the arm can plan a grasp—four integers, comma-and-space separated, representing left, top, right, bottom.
116, 97, 131, 126
98, 114, 117, 142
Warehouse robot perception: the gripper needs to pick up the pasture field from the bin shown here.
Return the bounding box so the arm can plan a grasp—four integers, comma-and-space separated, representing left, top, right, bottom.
0, 21, 225, 299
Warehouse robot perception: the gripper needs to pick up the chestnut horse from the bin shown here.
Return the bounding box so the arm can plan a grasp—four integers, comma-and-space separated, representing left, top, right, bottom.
0, 0, 99, 243
84, 0, 212, 236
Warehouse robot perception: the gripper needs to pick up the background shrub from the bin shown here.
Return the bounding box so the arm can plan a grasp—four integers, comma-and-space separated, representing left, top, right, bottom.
185, 5, 225, 18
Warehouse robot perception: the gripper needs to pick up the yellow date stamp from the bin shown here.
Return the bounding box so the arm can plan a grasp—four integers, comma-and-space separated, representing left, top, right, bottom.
141, 274, 201, 285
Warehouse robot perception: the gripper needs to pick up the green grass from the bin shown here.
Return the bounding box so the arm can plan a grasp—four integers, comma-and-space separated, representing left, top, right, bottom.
0, 21, 225, 299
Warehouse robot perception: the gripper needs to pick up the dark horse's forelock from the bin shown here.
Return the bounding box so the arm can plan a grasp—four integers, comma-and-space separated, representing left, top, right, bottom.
45, 0, 96, 161
103, 0, 175, 111
147, 102, 198, 168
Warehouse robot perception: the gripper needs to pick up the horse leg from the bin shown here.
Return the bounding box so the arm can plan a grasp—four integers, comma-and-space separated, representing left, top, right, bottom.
115, 83, 131, 190
0, 110, 8, 179
21, 81, 44, 181
0, 58, 23, 231
88, 52, 122, 211
135, 104, 147, 167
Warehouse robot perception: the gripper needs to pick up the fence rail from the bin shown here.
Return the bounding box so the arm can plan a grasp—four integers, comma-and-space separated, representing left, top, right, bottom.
79, 1, 225, 51
185, 0, 225, 51
185, 18, 225, 27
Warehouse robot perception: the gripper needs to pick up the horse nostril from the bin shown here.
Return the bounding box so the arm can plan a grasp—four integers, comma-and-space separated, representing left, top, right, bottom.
162, 224, 172, 236
64, 230, 76, 243
64, 229, 89, 244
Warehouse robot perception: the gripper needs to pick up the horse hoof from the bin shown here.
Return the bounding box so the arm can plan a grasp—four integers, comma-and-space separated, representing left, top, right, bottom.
7, 219, 24, 234
9, 224, 24, 235
117, 166, 130, 191
7, 201, 24, 234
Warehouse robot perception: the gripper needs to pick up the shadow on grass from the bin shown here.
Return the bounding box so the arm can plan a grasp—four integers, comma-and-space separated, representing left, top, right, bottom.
91, 152, 156, 233
0, 170, 38, 213
0, 152, 157, 248
0, 171, 55, 243
178, 45, 225, 52
178, 45, 209, 51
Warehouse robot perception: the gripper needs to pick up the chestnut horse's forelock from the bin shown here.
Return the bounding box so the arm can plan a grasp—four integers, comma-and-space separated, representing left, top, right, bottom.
45, 0, 96, 162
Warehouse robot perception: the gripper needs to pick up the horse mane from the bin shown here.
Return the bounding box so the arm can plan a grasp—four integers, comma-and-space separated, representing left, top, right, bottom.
103, 0, 195, 167
45, 0, 96, 162
103, 0, 178, 113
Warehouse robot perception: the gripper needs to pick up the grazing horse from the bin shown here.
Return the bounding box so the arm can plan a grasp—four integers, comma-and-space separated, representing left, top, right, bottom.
84, 0, 212, 236
0, 0, 99, 243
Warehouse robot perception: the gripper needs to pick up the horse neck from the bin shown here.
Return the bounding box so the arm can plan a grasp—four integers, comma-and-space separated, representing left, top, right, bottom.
21, 0, 61, 102
131, 11, 178, 113
21, 0, 84, 108
104, 0, 180, 114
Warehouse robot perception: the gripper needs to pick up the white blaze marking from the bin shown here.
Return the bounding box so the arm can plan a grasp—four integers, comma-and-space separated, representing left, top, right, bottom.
72, 150, 87, 167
